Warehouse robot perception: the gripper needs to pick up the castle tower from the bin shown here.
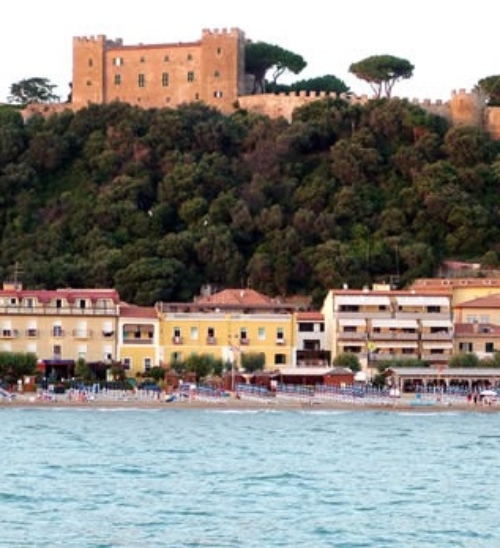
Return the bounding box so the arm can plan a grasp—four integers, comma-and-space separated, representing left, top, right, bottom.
199, 28, 246, 113
72, 35, 108, 107
449, 88, 486, 129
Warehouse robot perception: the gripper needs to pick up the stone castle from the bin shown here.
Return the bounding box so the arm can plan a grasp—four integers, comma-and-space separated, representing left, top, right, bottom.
22, 28, 500, 139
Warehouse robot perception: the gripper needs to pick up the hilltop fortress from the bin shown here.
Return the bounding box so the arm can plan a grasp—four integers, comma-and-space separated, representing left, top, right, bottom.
23, 28, 500, 139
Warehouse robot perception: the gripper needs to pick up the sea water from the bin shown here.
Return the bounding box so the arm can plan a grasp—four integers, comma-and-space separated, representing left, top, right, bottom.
0, 406, 499, 548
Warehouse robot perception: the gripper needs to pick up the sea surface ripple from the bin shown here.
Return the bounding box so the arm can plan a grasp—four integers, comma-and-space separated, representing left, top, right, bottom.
0, 407, 499, 547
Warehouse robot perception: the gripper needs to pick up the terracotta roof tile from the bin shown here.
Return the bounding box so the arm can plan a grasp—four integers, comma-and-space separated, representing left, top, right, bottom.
454, 293, 500, 308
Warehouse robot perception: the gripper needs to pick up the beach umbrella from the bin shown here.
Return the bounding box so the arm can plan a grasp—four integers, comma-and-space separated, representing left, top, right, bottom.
479, 389, 497, 397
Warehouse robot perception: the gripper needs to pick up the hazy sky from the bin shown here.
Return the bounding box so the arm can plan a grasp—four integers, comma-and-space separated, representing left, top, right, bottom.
1, 0, 498, 104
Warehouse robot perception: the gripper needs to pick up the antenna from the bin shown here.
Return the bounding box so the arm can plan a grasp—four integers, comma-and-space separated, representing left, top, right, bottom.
12, 262, 23, 290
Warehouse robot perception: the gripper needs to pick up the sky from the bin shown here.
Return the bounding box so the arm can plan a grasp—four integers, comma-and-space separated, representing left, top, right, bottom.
1, 0, 499, 104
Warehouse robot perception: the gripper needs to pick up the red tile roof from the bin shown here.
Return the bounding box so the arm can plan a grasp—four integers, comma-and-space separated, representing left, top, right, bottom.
119, 304, 158, 318
454, 293, 500, 308
297, 311, 323, 321
195, 288, 274, 306
0, 288, 120, 304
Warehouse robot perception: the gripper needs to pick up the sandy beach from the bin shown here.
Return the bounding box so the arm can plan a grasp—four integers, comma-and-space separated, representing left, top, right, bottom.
1, 392, 499, 413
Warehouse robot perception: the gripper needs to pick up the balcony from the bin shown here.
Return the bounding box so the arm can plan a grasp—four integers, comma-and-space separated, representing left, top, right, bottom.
276, 338, 286, 345
0, 330, 20, 339
371, 332, 419, 341
421, 353, 452, 362
51, 330, 65, 338
172, 336, 183, 345
102, 330, 115, 338
239, 338, 250, 345
72, 329, 93, 339
25, 329, 38, 338
337, 332, 367, 340
206, 337, 217, 345
420, 332, 453, 341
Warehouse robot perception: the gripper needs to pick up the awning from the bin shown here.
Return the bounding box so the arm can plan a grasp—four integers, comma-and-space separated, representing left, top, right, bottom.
395, 296, 450, 307
422, 343, 454, 350
421, 319, 453, 328
373, 342, 418, 349
372, 319, 418, 329
336, 295, 391, 307
338, 318, 366, 327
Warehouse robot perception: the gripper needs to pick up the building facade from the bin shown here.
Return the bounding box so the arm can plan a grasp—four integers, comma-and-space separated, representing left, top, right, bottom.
322, 287, 454, 373
72, 28, 247, 114
117, 304, 160, 377
0, 283, 120, 380
157, 288, 297, 371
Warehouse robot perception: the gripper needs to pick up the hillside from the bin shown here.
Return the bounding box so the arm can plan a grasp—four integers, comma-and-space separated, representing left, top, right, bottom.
0, 97, 499, 306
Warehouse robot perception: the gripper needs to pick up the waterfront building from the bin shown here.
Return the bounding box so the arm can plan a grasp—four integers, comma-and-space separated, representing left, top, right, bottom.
322, 286, 453, 375
117, 303, 160, 378
156, 287, 297, 371
0, 282, 120, 380
453, 293, 500, 360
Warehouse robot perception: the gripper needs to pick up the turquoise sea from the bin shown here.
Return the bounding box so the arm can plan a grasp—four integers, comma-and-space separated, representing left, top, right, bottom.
1, 406, 499, 548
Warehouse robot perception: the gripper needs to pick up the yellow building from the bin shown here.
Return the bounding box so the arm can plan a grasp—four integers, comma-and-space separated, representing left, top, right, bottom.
117, 304, 160, 378
156, 288, 297, 371
0, 283, 120, 380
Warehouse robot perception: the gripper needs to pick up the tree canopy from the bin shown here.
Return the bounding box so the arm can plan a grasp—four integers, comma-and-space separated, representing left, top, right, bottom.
349, 55, 414, 98
477, 75, 500, 106
8, 77, 60, 105
245, 42, 307, 94
266, 75, 350, 95
0, 96, 498, 307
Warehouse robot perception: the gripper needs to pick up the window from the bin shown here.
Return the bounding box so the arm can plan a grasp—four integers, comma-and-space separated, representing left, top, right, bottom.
274, 354, 286, 365
480, 315, 490, 324
53, 325, 63, 337
187, 54, 193, 61
299, 323, 314, 332
258, 327, 265, 341
163, 55, 169, 62
214, 70, 220, 78
88, 58, 93, 67
56, 299, 62, 309
53, 345, 62, 358
427, 306, 441, 313
207, 327, 216, 344
27, 328, 37, 338
277, 327, 284, 344
486, 342, 495, 353
216, 47, 222, 55
114, 74, 121, 85
24, 298, 34, 308
459, 342, 473, 352
190, 327, 198, 340
214, 91, 223, 98
162, 73, 169, 87
187, 71, 195, 82
140, 56, 145, 63
86, 80, 92, 86
113, 57, 123, 66
78, 299, 86, 310
138, 74, 146, 87
144, 358, 152, 371
123, 358, 131, 370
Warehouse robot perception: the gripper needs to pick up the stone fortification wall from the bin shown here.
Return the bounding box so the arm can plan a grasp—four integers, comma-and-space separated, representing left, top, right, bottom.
238, 91, 370, 120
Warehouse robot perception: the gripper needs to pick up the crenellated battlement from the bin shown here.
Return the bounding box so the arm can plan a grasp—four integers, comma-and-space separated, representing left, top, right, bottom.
202, 27, 244, 37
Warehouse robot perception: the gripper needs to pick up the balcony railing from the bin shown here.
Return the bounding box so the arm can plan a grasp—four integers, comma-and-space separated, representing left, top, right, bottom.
172, 336, 183, 345
420, 332, 453, 340
276, 338, 286, 345
240, 338, 250, 345
207, 337, 217, 345
337, 332, 366, 340
0, 330, 20, 339
370, 332, 419, 341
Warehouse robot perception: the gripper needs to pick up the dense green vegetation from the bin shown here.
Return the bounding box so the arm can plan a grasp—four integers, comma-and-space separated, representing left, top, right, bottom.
0, 97, 499, 307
